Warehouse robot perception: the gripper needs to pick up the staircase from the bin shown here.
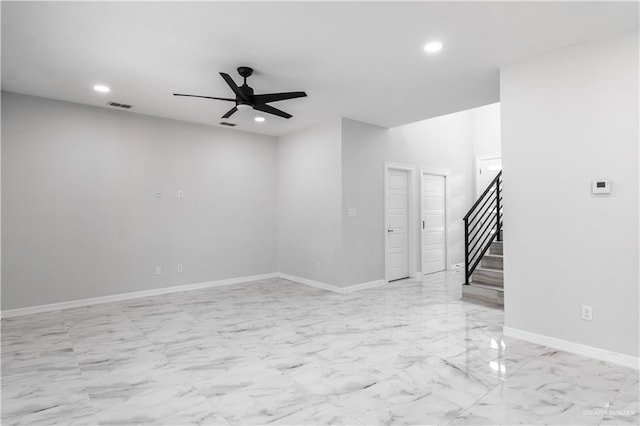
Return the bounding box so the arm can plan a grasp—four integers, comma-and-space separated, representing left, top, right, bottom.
462, 240, 504, 304
461, 171, 504, 306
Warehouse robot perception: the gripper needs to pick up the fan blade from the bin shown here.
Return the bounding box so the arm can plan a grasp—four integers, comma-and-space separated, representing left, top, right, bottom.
221, 106, 238, 119
254, 91, 307, 104
253, 103, 292, 119
220, 72, 248, 101
173, 93, 236, 102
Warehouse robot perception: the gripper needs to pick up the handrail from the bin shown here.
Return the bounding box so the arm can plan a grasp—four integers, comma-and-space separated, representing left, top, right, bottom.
468, 204, 498, 236
468, 196, 502, 237
463, 170, 503, 285
466, 188, 497, 222
463, 171, 502, 221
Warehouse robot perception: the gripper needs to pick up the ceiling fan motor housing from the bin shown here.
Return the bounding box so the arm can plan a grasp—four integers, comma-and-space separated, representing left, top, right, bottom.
238, 85, 254, 106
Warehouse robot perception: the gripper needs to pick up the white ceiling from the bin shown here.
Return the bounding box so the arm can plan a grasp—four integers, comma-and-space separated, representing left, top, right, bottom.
2, 2, 637, 136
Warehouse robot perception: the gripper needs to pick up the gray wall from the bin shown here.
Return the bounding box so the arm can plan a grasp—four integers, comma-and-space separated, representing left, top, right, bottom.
501, 29, 639, 356
278, 113, 483, 288
2, 92, 497, 306
341, 113, 476, 286
276, 119, 343, 286
2, 92, 278, 309
340, 119, 389, 286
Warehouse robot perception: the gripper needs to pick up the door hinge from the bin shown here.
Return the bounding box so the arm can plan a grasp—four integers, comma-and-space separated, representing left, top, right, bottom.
422, 220, 425, 229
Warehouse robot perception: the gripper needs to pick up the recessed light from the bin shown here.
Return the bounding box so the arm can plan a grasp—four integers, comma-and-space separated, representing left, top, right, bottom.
93, 84, 110, 93
254, 116, 265, 123
423, 41, 443, 53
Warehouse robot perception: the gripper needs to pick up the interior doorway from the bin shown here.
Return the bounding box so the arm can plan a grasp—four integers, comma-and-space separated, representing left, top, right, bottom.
476, 156, 502, 198
421, 170, 448, 275
384, 163, 415, 282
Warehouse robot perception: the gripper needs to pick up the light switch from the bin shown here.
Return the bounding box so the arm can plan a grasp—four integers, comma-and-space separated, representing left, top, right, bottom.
591, 179, 611, 194
177, 190, 184, 199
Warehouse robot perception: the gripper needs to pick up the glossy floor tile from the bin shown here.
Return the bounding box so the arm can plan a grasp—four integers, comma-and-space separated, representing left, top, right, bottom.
2, 272, 638, 425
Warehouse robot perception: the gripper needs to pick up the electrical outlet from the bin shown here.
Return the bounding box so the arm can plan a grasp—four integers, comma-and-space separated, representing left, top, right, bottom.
155, 192, 161, 199
177, 190, 184, 199
581, 305, 593, 321
155, 266, 162, 275
177, 264, 183, 273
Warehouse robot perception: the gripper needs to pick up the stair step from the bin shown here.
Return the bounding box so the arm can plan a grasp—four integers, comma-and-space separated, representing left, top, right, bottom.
481, 254, 503, 270
467, 282, 504, 291
462, 283, 504, 305
472, 267, 503, 286
489, 241, 503, 255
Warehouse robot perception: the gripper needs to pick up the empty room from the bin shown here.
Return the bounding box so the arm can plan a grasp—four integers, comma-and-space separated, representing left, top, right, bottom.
1, 1, 638, 425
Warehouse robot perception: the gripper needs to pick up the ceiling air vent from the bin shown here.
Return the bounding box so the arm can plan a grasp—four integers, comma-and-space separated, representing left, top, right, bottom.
220, 122, 236, 127
107, 102, 133, 109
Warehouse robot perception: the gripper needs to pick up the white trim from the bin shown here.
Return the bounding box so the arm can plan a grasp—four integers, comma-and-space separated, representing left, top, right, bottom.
503, 326, 639, 370
419, 167, 451, 176
342, 279, 387, 294
1, 273, 278, 318
384, 162, 417, 282
476, 154, 502, 161
420, 168, 451, 274
277, 273, 387, 295
277, 273, 342, 294
2, 273, 391, 318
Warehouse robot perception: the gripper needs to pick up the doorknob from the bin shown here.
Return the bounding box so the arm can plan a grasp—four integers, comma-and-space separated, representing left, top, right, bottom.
387, 229, 394, 233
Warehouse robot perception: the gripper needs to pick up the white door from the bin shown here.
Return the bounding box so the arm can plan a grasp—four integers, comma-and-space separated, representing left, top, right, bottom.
386, 169, 409, 281
422, 174, 446, 274
477, 157, 502, 198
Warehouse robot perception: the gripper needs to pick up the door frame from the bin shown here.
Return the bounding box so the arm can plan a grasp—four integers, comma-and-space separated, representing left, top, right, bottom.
384, 162, 417, 283
475, 154, 502, 199
420, 167, 451, 273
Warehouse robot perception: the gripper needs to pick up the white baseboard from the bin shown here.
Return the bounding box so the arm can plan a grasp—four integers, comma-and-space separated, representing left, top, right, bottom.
1, 273, 278, 318
277, 273, 387, 295
276, 273, 342, 293
503, 326, 639, 370
2, 272, 390, 319
342, 279, 387, 294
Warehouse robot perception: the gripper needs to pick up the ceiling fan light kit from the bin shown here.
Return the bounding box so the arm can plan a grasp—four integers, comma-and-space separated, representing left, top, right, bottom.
174, 66, 307, 121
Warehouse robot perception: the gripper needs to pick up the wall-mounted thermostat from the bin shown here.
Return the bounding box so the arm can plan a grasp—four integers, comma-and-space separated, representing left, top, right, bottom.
591, 179, 611, 194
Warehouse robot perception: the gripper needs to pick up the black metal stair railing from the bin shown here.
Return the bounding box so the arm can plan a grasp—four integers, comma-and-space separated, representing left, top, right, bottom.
463, 171, 503, 285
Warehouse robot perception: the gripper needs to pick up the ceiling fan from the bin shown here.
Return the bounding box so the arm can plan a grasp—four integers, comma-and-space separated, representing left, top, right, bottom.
173, 66, 307, 120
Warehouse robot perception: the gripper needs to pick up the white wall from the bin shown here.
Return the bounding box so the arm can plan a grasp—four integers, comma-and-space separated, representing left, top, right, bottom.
471, 103, 502, 198
277, 120, 343, 285
1, 92, 278, 309
501, 29, 639, 357
471, 103, 501, 160
341, 112, 476, 286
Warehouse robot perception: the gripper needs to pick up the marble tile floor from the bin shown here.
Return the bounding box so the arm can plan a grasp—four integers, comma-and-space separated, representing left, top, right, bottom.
1, 272, 638, 425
